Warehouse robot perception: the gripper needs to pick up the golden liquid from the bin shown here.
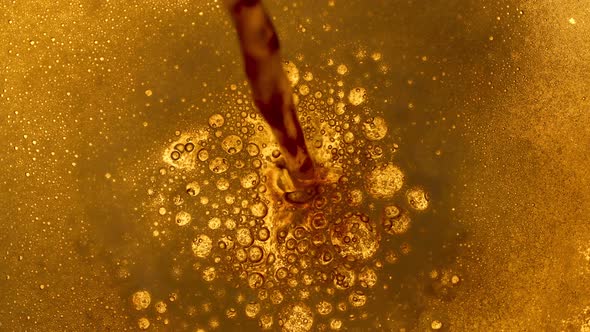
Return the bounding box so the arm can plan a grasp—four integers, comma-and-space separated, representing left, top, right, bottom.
1, 1, 590, 331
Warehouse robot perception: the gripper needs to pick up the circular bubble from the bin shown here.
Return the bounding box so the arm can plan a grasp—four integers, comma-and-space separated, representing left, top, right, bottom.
216, 178, 230, 191
330, 213, 379, 261
245, 301, 261, 318
250, 201, 268, 218
221, 135, 244, 155
330, 318, 343, 330
316, 301, 333, 315
348, 290, 367, 307
236, 228, 254, 247
208, 217, 222, 230
138, 317, 150, 330
240, 172, 260, 189
280, 303, 314, 332
335, 102, 346, 115
186, 181, 200, 196
197, 149, 209, 161
175, 211, 192, 226
248, 245, 264, 263
348, 87, 367, 106
209, 157, 230, 174
407, 187, 429, 210
362, 116, 388, 141
257, 227, 270, 241
185, 142, 195, 152
365, 163, 404, 198
248, 272, 265, 289
192, 235, 213, 258
382, 208, 411, 235
132, 290, 151, 310
358, 267, 378, 288
246, 142, 260, 156
202, 266, 216, 282
155, 301, 167, 314
283, 61, 300, 87
170, 150, 181, 160
347, 189, 363, 206
333, 266, 356, 290
259, 314, 273, 330
209, 114, 225, 128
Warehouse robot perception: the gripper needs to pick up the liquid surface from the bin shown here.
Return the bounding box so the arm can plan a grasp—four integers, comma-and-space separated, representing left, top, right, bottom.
1, 0, 590, 331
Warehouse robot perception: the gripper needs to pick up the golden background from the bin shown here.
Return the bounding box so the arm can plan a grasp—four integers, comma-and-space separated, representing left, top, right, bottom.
1, 0, 589, 331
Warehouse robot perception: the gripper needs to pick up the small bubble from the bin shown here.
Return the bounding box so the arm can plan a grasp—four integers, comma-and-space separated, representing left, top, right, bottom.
175, 211, 192, 226
170, 151, 181, 160
132, 290, 151, 310
250, 201, 268, 218
407, 187, 429, 210
209, 157, 230, 174
144, 90, 153, 97
431, 320, 443, 330
236, 228, 254, 247
197, 149, 209, 162
209, 114, 225, 128
240, 172, 260, 189
245, 301, 261, 318
158, 207, 167, 215
185, 142, 195, 152
208, 217, 222, 230
246, 142, 260, 156
362, 116, 388, 141
186, 181, 200, 196
248, 272, 265, 288
192, 235, 213, 258
138, 317, 150, 330
221, 135, 243, 155
366, 163, 404, 198
348, 87, 366, 106
337, 64, 348, 75
216, 178, 230, 191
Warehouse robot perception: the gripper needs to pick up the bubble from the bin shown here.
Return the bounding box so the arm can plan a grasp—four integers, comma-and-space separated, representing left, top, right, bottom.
138, 317, 150, 330
225, 218, 237, 230
316, 301, 333, 315
276, 267, 288, 280
155, 301, 167, 314
236, 228, 254, 247
248, 272, 265, 288
132, 290, 151, 310
330, 318, 343, 330
240, 172, 260, 189
202, 266, 216, 282
330, 213, 379, 261
333, 266, 356, 290
248, 245, 264, 263
270, 289, 284, 304
299, 85, 310, 96
280, 303, 314, 332
347, 189, 363, 206
158, 207, 167, 215
337, 64, 348, 75
170, 150, 181, 160
259, 314, 274, 330
366, 163, 404, 198
343, 131, 354, 143
283, 61, 300, 87
358, 267, 377, 288
209, 157, 230, 174
192, 235, 213, 258
257, 227, 270, 241
209, 114, 225, 128
407, 187, 429, 210
216, 178, 230, 191
431, 320, 443, 330
185, 142, 195, 152
361, 116, 388, 141
303, 71, 313, 81
348, 290, 367, 307
221, 135, 244, 155
246, 142, 260, 156
250, 201, 268, 218
382, 208, 411, 235
197, 149, 209, 161
310, 212, 328, 230
208, 217, 221, 230
245, 301, 261, 318
186, 181, 200, 196
175, 211, 192, 226
348, 87, 366, 106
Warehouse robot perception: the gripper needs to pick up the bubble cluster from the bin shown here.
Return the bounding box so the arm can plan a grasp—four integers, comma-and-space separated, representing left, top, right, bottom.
146, 59, 433, 331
